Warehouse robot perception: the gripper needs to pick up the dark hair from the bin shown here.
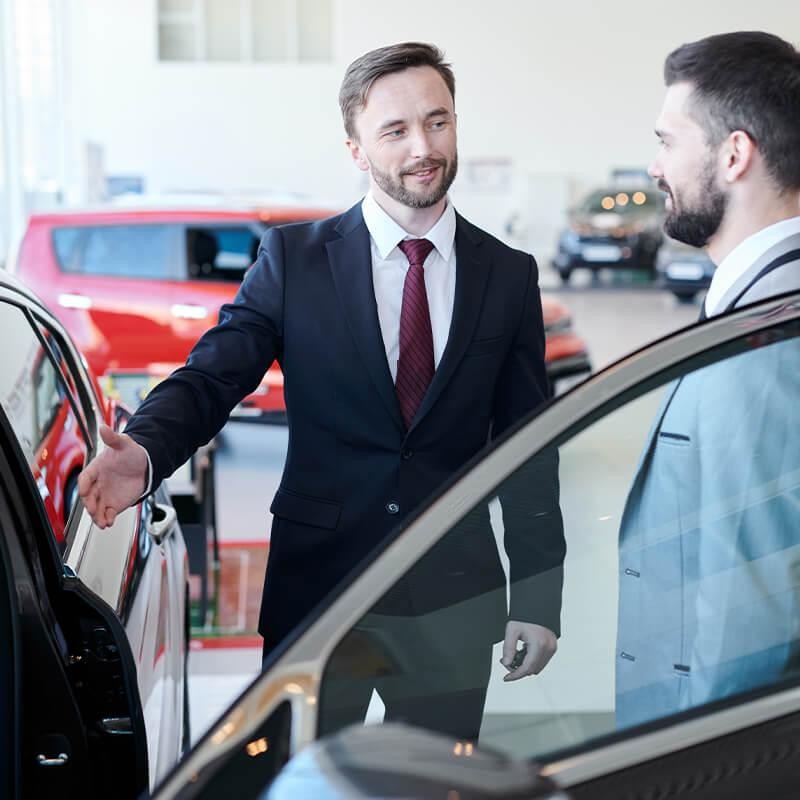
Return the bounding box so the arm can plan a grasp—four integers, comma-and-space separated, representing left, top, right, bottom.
664, 31, 800, 192
339, 42, 455, 139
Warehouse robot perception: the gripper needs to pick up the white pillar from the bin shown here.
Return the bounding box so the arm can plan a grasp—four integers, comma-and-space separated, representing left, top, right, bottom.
0, 0, 27, 266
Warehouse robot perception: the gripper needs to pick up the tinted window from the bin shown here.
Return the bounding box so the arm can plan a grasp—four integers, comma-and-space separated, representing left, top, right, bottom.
185, 225, 261, 282
0, 302, 90, 542
317, 316, 800, 761
53, 224, 177, 279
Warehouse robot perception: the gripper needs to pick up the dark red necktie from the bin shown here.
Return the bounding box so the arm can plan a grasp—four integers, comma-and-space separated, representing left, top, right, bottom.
395, 238, 436, 429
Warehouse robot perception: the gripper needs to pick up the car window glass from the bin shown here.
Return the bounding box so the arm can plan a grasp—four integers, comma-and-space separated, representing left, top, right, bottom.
52, 224, 177, 279
185, 225, 262, 282
0, 301, 90, 546
33, 321, 92, 436
316, 317, 800, 763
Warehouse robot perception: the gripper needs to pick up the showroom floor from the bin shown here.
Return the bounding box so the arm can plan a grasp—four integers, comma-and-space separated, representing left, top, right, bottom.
187, 268, 701, 744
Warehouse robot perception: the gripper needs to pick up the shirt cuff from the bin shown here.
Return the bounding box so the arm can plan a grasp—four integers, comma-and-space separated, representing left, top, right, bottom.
138, 449, 154, 502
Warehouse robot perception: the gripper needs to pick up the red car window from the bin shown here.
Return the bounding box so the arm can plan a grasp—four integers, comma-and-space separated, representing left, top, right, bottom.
185, 225, 263, 282
52, 224, 179, 280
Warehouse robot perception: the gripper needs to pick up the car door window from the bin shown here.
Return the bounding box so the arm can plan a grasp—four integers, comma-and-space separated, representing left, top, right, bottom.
184, 225, 263, 282
52, 224, 179, 279
316, 314, 800, 763
0, 301, 90, 545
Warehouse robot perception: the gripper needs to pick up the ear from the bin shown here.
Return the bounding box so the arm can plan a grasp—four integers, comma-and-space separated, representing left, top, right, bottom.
720, 130, 757, 184
345, 137, 370, 173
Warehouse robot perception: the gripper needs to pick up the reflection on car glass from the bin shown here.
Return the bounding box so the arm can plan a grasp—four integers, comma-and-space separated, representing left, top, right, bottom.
312, 321, 800, 765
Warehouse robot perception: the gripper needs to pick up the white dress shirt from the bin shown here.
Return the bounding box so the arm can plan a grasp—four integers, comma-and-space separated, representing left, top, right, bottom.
361, 193, 457, 382
704, 216, 800, 316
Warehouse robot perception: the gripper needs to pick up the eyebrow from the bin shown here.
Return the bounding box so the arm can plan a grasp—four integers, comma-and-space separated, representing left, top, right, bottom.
377, 108, 452, 132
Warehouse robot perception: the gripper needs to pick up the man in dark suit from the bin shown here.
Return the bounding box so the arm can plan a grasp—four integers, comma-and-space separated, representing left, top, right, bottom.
78, 42, 565, 740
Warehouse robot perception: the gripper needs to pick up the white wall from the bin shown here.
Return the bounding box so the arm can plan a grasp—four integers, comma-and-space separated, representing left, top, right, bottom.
64, 1, 799, 247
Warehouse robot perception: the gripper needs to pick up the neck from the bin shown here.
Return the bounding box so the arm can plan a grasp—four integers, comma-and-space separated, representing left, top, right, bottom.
707, 192, 800, 264
370, 184, 447, 236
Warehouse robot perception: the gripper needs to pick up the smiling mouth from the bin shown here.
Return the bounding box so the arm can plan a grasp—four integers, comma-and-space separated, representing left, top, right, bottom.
404, 166, 441, 181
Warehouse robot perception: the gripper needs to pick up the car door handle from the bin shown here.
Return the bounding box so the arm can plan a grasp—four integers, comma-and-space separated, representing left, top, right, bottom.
147, 503, 177, 545
37, 752, 69, 767
171, 304, 208, 320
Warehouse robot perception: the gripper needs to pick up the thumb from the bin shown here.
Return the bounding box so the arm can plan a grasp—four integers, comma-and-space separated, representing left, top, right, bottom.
501, 624, 518, 666
99, 423, 124, 450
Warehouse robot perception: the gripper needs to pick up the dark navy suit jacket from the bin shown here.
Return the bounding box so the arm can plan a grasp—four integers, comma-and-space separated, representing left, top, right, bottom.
125, 202, 565, 652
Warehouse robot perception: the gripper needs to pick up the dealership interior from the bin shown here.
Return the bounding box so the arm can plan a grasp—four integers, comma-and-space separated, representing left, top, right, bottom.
1, 1, 799, 798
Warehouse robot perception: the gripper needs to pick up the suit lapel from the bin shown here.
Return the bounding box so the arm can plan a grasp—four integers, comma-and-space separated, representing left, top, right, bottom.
326, 204, 405, 431
409, 215, 492, 432
717, 231, 800, 312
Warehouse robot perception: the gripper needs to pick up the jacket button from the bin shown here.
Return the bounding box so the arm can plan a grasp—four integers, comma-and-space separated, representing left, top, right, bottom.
401, 449, 413, 460
386, 502, 400, 515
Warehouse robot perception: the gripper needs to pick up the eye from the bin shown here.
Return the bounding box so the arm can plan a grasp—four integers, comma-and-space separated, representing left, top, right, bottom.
384, 129, 404, 139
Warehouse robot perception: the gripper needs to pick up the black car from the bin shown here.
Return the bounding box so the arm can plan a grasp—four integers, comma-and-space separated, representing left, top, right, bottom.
655, 236, 716, 301
152, 291, 800, 799
552, 187, 664, 283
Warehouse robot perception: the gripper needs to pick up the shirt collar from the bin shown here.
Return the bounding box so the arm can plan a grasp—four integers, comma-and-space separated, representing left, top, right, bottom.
706, 215, 800, 314
361, 192, 456, 261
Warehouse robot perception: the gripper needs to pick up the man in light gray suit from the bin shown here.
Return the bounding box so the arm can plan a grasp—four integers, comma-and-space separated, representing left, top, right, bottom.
617, 31, 800, 729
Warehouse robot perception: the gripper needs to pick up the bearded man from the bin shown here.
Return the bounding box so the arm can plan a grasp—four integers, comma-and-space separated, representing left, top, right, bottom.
616, 31, 800, 729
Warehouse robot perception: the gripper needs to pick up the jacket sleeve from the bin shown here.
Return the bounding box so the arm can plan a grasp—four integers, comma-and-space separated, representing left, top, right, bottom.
124, 226, 286, 486
492, 255, 566, 635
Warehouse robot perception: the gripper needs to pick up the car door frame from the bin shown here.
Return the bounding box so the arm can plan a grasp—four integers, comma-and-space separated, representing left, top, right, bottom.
29, 296, 189, 784
153, 291, 800, 798
0, 370, 150, 798
0, 278, 188, 786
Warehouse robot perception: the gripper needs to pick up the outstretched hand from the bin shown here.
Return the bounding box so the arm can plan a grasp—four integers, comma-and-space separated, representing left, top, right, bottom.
78, 424, 149, 528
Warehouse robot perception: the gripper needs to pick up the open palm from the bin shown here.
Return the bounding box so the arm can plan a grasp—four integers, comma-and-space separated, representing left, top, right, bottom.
78, 424, 149, 528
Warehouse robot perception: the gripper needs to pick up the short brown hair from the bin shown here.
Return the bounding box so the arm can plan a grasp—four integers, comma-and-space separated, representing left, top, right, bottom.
339, 42, 455, 139
665, 31, 800, 192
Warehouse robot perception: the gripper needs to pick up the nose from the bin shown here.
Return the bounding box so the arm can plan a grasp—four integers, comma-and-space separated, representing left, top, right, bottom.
408, 125, 433, 159
648, 156, 662, 181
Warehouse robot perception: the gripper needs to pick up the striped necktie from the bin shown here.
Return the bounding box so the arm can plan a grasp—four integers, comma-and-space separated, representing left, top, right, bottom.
395, 238, 435, 429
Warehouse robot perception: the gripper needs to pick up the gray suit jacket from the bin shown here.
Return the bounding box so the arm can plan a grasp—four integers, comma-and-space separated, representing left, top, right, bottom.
616, 232, 800, 729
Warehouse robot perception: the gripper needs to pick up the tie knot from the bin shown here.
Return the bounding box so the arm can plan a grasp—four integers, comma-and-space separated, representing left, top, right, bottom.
398, 238, 434, 268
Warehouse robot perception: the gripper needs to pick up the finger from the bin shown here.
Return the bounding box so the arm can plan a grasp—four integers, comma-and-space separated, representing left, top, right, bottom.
99, 424, 123, 450
501, 630, 519, 668
82, 483, 98, 517
100, 504, 112, 529
77, 467, 97, 499
105, 508, 117, 527
89, 487, 105, 525
503, 644, 531, 681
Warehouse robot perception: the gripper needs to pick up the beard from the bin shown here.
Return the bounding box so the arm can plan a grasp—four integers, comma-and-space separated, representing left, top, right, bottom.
369, 153, 458, 209
660, 159, 727, 248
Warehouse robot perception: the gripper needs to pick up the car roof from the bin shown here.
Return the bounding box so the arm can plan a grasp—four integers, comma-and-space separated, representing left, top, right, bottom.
26, 196, 338, 226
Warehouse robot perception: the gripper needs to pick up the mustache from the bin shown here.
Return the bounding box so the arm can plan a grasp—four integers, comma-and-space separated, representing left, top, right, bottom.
400, 158, 447, 176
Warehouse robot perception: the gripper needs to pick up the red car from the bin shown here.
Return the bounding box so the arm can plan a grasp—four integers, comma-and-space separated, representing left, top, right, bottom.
542, 295, 592, 392
14, 202, 332, 420
15, 204, 589, 414
15, 324, 117, 544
